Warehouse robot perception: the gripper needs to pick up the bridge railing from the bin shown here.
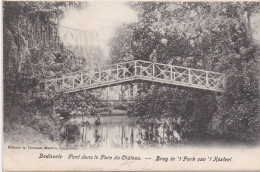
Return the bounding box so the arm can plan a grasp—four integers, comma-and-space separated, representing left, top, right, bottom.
43, 60, 225, 93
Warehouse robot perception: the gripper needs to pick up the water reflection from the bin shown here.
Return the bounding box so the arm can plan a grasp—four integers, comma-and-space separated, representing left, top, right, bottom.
79, 115, 140, 148
62, 115, 182, 149
62, 122, 80, 144
78, 124, 139, 148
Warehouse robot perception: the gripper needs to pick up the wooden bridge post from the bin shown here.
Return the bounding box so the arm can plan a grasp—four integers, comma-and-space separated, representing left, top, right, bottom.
152, 63, 155, 78
106, 70, 109, 82
188, 69, 192, 84
134, 61, 137, 77
116, 64, 119, 80
206, 71, 209, 87
170, 66, 173, 81
173, 67, 176, 82
123, 66, 125, 79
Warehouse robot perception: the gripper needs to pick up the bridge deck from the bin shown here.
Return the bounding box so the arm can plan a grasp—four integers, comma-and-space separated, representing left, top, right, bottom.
44, 60, 225, 93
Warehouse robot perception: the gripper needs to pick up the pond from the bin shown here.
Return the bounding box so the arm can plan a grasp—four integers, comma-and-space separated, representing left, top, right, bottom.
61, 115, 183, 149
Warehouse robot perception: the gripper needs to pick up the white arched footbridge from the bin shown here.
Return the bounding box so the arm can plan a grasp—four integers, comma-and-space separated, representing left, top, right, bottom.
43, 60, 225, 93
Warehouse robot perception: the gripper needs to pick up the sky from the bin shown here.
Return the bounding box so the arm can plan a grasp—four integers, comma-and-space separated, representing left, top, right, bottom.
59, 2, 138, 58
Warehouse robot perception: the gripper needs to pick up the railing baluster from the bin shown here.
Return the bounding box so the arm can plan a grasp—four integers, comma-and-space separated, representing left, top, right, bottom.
107, 70, 109, 82
152, 63, 155, 78
116, 64, 119, 80
123, 66, 126, 79
134, 61, 137, 77
206, 71, 209, 87
170, 66, 173, 81
188, 69, 192, 84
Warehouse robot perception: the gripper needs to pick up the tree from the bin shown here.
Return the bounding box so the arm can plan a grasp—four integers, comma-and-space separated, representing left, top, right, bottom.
3, 1, 103, 144
110, 2, 260, 142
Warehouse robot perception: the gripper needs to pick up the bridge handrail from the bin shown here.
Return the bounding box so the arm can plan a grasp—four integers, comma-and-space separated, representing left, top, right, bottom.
45, 60, 225, 81
44, 60, 132, 80
44, 59, 225, 92
135, 60, 224, 75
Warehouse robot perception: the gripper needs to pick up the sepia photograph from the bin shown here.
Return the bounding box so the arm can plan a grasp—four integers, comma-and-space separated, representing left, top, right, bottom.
2, 0, 260, 171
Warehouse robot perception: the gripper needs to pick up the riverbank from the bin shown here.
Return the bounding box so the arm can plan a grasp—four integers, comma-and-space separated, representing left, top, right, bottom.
4, 104, 60, 147
4, 122, 59, 147
68, 115, 137, 125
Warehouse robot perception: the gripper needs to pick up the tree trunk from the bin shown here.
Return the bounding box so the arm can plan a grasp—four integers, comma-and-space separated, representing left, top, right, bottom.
244, 10, 253, 41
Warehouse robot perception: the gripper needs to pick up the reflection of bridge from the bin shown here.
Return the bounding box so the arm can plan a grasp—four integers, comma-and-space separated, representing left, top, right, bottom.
44, 60, 225, 93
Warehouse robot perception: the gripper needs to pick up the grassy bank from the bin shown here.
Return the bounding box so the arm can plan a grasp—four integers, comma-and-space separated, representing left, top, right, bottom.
4, 103, 61, 147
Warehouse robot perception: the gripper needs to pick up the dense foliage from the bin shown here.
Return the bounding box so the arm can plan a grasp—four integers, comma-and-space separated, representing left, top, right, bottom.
110, 2, 260, 142
3, 1, 260, 145
3, 2, 101, 144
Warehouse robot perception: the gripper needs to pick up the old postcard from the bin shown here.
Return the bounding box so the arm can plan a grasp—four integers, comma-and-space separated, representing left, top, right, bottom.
2, 0, 260, 171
